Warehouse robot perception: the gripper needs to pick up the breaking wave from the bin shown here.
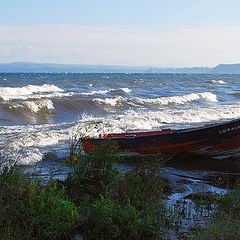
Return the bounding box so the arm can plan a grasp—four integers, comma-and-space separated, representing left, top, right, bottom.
80, 87, 131, 95
0, 84, 132, 102
0, 84, 64, 101
9, 99, 55, 113
0, 91, 219, 126
1, 102, 239, 164
93, 92, 218, 107
208, 80, 226, 84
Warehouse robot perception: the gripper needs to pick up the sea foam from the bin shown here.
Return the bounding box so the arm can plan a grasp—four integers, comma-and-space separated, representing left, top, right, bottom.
0, 84, 64, 101
2, 102, 240, 165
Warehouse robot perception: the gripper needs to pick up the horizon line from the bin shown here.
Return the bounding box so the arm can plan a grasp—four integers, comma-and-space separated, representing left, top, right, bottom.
0, 61, 231, 69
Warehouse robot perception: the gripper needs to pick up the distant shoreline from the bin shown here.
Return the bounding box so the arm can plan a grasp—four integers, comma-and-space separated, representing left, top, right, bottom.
1, 62, 240, 74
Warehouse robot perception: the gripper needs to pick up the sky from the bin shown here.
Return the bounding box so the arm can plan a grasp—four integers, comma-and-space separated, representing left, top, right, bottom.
1, 0, 240, 67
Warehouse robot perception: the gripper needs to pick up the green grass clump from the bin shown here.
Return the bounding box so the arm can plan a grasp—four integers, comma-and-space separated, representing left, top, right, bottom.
0, 166, 80, 240
66, 142, 119, 200
84, 196, 163, 240
193, 190, 240, 240
106, 159, 171, 209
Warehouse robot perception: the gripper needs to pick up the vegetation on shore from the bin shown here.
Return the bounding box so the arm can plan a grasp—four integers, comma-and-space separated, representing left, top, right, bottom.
1, 140, 240, 240
193, 190, 240, 240
0, 166, 80, 239
0, 142, 171, 240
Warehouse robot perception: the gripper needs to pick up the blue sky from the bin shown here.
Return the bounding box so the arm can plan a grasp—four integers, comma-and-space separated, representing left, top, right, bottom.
1, 0, 240, 66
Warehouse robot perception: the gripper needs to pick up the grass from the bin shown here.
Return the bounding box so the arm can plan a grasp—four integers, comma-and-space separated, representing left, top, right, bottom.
66, 142, 120, 200
0, 166, 80, 240
193, 190, 240, 240
0, 141, 171, 240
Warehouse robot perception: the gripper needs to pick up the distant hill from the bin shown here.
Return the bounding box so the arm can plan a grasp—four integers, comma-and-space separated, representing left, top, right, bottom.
211, 64, 240, 74
1, 62, 240, 74
0, 62, 146, 73
144, 66, 211, 74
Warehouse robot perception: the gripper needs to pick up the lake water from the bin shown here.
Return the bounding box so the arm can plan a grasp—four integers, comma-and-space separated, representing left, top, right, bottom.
0, 73, 239, 164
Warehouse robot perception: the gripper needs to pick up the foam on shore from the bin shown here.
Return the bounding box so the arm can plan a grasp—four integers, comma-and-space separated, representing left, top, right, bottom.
1, 102, 240, 164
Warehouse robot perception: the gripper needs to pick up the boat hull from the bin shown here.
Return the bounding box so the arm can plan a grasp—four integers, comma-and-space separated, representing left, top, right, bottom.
82, 119, 240, 159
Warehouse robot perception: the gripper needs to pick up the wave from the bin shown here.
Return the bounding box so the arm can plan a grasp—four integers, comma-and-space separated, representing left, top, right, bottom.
93, 92, 218, 107
2, 102, 239, 165
84, 104, 240, 136
10, 99, 54, 113
0, 84, 132, 102
0, 92, 217, 122
81, 89, 113, 96
80, 87, 131, 96
0, 84, 64, 101
133, 79, 144, 84
208, 80, 226, 84
2, 98, 100, 117
2, 127, 69, 164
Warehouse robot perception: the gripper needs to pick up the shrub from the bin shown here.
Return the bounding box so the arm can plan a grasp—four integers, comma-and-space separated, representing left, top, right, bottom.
66, 141, 170, 239
0, 142, 172, 240
0, 166, 80, 240
83, 196, 165, 240
105, 156, 171, 210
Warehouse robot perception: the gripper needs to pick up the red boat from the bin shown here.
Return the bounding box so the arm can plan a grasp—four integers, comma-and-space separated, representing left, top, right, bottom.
82, 118, 240, 159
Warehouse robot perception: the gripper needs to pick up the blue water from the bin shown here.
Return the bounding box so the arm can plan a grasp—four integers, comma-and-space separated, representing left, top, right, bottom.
0, 73, 240, 164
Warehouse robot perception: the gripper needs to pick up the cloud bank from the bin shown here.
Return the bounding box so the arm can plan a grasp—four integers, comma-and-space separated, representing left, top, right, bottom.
0, 25, 240, 66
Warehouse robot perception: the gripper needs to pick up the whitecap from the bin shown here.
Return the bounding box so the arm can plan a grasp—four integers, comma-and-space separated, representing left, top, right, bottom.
0, 84, 64, 101
80, 87, 132, 96
93, 92, 218, 107
19, 99, 54, 113
80, 89, 114, 96
208, 80, 226, 84
119, 88, 132, 93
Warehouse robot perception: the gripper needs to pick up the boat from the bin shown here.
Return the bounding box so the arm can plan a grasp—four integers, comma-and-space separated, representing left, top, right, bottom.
81, 118, 240, 159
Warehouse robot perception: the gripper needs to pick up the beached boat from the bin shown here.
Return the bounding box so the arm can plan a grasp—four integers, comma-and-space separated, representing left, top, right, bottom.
82, 118, 240, 159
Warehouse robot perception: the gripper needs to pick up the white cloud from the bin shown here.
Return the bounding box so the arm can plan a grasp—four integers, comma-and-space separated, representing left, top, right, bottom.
0, 25, 240, 66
